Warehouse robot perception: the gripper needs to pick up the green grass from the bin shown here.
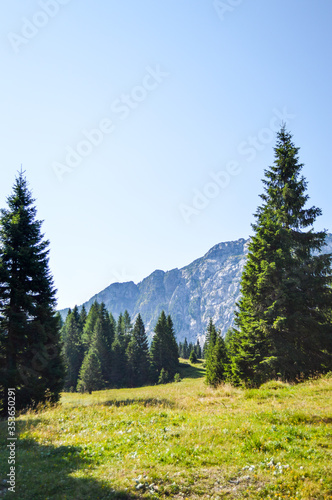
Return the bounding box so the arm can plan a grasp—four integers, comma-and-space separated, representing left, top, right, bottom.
1, 361, 332, 499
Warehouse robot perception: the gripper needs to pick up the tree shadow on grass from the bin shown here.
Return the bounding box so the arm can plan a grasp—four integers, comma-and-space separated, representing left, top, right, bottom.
0, 419, 139, 500
102, 397, 176, 409
178, 361, 205, 380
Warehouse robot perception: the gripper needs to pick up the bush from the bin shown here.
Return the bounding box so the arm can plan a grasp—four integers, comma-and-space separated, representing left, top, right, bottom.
189, 350, 198, 364
158, 368, 170, 384
174, 373, 182, 383
259, 380, 290, 390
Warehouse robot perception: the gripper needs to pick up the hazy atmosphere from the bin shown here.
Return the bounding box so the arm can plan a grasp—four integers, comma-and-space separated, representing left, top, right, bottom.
1, 0, 332, 309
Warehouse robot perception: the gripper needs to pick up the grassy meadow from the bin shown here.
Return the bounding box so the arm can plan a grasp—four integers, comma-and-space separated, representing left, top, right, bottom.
0, 360, 332, 499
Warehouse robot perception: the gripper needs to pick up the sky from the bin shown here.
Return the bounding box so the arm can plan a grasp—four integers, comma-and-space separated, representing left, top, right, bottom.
1, 0, 332, 310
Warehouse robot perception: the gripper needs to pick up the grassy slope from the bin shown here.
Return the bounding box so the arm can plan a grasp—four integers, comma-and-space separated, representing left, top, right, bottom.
0, 361, 331, 499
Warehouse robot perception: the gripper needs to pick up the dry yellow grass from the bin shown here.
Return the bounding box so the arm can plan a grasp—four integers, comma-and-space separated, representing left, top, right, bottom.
1, 361, 331, 499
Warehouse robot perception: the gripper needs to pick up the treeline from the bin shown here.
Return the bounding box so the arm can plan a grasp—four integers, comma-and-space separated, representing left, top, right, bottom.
2, 127, 331, 416
61, 304, 179, 393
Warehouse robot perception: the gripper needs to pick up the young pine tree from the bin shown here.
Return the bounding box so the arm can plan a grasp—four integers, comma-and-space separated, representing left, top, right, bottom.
158, 367, 169, 384
0, 172, 64, 412
77, 345, 103, 394
205, 333, 228, 387
229, 127, 332, 386
204, 319, 217, 361
189, 350, 198, 364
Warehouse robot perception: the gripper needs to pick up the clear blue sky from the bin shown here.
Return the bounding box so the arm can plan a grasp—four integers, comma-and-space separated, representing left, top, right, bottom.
1, 0, 332, 309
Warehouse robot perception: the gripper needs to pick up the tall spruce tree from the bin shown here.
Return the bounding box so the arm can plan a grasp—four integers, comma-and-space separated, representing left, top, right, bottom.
110, 334, 127, 387
91, 315, 112, 385
229, 127, 332, 386
150, 311, 167, 381
126, 313, 150, 387
0, 172, 64, 412
77, 342, 103, 394
150, 311, 179, 382
166, 315, 179, 376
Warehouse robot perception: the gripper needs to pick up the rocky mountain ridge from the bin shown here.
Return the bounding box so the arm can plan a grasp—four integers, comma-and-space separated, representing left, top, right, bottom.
61, 234, 332, 344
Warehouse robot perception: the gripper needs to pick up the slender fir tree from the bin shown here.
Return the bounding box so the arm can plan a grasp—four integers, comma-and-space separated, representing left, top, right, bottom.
229, 127, 332, 385
183, 338, 189, 358
79, 305, 87, 331
194, 339, 202, 359
116, 312, 124, 336
0, 172, 64, 412
81, 301, 99, 353
166, 315, 179, 376
204, 319, 217, 360
203, 318, 217, 359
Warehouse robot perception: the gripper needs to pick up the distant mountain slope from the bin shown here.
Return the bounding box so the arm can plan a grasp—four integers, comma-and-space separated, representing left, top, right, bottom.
60, 234, 332, 343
